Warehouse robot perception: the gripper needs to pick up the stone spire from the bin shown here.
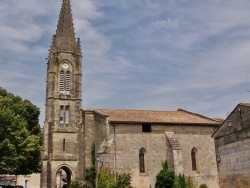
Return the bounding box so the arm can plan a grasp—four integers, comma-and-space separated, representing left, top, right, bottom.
53, 0, 77, 53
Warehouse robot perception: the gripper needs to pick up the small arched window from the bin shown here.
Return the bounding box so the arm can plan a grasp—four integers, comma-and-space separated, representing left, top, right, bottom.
191, 148, 198, 171
63, 138, 66, 152
139, 148, 146, 173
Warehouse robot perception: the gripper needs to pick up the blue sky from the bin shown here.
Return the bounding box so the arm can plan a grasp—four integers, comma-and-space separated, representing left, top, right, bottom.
1, 0, 250, 125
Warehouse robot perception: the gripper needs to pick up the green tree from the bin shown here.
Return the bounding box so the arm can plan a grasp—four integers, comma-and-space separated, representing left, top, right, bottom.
0, 87, 43, 175
115, 172, 133, 188
155, 161, 175, 188
97, 168, 133, 188
97, 168, 116, 188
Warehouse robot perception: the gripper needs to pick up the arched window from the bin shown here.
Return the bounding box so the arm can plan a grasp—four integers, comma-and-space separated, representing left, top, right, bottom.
139, 148, 146, 173
191, 148, 198, 171
60, 105, 70, 124
63, 138, 66, 152
65, 106, 69, 123
59, 70, 71, 94
59, 71, 65, 92
65, 71, 71, 93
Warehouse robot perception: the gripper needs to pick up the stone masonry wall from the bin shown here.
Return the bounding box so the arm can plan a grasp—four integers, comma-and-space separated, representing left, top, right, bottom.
100, 123, 219, 188
175, 134, 219, 188
216, 139, 250, 188
214, 105, 250, 188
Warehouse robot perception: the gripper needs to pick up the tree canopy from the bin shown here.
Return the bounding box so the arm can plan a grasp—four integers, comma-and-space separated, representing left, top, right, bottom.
0, 87, 43, 175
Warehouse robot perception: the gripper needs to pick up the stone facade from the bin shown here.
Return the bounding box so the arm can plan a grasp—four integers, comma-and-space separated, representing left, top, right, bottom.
213, 103, 250, 188
41, 1, 221, 188
87, 109, 220, 188
41, 0, 83, 187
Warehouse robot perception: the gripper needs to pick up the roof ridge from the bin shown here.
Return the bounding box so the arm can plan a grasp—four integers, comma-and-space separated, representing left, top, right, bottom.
95, 108, 177, 112
177, 108, 217, 122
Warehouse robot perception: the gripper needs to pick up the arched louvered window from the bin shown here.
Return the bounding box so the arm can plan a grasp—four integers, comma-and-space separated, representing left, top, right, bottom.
59, 70, 71, 94
191, 148, 198, 171
59, 71, 65, 92
65, 71, 71, 92
139, 148, 146, 173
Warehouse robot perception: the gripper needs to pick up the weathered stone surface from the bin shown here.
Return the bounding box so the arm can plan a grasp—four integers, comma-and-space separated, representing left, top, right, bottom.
94, 120, 219, 188
41, 1, 221, 188
213, 103, 250, 188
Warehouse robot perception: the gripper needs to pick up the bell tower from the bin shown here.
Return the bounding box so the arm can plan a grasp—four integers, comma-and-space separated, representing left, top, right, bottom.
41, 0, 83, 187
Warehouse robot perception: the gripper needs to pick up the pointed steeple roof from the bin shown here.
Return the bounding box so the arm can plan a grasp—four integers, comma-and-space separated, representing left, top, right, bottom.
53, 0, 77, 52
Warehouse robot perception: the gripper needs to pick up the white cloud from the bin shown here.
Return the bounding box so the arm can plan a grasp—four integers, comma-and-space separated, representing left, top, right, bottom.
1, 0, 250, 125
149, 18, 180, 30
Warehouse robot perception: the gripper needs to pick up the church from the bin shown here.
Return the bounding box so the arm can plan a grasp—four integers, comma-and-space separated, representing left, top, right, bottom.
40, 0, 221, 187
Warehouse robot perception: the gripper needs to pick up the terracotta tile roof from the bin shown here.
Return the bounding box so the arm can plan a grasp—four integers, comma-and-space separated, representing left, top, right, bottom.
93, 108, 220, 125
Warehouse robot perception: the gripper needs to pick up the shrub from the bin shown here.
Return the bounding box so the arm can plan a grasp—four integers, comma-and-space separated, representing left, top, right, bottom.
97, 168, 116, 188
70, 181, 89, 188
116, 172, 133, 188
186, 177, 196, 188
97, 168, 133, 188
155, 161, 175, 188
174, 174, 186, 188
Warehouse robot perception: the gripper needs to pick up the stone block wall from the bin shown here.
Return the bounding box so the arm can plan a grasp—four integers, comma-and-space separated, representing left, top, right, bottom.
82, 110, 95, 169
98, 123, 219, 188
113, 132, 167, 188
175, 133, 219, 188
214, 105, 250, 188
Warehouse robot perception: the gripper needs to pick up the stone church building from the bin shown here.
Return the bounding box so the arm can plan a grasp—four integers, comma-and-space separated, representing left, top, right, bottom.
41, 0, 221, 187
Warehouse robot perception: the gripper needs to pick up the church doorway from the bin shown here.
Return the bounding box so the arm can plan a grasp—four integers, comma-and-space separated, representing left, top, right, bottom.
55, 166, 72, 188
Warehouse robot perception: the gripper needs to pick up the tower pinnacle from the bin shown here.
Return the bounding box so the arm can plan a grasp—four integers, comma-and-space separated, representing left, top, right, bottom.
53, 0, 77, 52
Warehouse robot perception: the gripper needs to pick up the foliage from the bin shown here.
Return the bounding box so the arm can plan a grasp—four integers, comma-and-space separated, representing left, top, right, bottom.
115, 172, 133, 188
85, 166, 96, 187
174, 174, 196, 188
186, 177, 196, 188
199, 184, 208, 188
97, 168, 116, 188
97, 168, 133, 188
155, 161, 196, 188
70, 144, 96, 188
155, 161, 175, 188
0, 87, 43, 175
70, 181, 89, 188
174, 174, 186, 188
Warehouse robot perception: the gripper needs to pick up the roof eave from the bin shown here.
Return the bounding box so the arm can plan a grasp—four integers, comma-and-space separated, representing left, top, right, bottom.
109, 121, 220, 126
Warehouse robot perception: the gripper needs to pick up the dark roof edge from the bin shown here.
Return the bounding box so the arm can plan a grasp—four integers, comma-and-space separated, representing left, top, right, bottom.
212, 102, 250, 137
177, 108, 221, 123
81, 109, 109, 117
109, 120, 220, 126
